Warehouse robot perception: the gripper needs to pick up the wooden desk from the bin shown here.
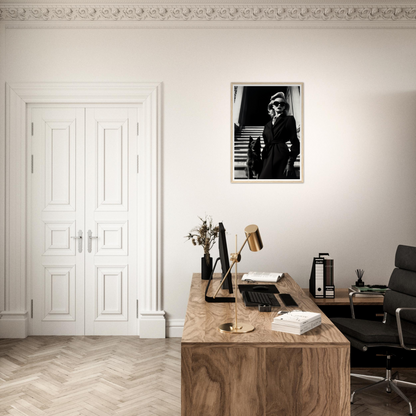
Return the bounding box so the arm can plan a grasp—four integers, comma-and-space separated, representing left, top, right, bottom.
181, 273, 350, 416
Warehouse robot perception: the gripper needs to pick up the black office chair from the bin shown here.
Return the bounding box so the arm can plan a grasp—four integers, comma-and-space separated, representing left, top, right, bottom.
332, 245, 416, 415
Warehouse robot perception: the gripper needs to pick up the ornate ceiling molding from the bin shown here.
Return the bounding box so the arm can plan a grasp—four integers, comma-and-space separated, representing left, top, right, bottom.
0, 4, 415, 22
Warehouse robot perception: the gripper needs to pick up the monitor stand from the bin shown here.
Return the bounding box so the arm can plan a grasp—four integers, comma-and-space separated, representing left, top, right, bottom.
205, 258, 234, 303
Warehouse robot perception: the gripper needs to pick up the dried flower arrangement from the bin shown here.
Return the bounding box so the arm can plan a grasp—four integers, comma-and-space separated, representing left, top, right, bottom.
186, 215, 219, 265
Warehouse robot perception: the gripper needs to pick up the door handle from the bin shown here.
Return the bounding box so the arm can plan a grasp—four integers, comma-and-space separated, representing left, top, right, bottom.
71, 230, 83, 253
88, 230, 98, 253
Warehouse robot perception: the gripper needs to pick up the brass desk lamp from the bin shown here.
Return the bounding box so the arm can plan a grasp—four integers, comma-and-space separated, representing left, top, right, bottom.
213, 224, 263, 334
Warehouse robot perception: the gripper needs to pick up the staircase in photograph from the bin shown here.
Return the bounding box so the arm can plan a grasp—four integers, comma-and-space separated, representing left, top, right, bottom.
233, 126, 300, 180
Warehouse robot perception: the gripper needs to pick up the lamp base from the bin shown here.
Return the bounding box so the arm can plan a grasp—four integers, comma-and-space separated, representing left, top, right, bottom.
218, 322, 255, 334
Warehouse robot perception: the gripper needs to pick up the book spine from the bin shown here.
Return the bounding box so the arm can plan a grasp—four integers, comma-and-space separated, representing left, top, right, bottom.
273, 315, 321, 326
299, 320, 321, 334
271, 320, 321, 335
299, 318, 321, 329
273, 317, 321, 330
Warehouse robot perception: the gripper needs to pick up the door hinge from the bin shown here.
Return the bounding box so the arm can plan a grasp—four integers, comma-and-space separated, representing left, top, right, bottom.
31, 155, 34, 173
136, 300, 139, 319
137, 155, 139, 173
31, 122, 34, 136
31, 299, 33, 318
137, 122, 140, 136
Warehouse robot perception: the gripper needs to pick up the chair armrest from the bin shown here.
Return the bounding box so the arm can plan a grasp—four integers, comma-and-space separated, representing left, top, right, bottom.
349, 290, 386, 319
395, 308, 416, 351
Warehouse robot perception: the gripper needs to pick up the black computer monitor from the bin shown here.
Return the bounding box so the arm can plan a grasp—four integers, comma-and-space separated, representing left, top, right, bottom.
204, 222, 234, 302
218, 222, 233, 293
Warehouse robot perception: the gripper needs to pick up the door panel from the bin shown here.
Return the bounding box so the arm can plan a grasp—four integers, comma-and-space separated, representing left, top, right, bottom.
96, 265, 128, 321
95, 221, 128, 256
30, 106, 138, 336
44, 121, 76, 211
31, 107, 85, 335
85, 108, 138, 335
43, 265, 76, 321
96, 119, 128, 211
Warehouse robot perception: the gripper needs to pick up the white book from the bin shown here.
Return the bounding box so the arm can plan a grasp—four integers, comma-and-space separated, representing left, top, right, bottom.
272, 311, 321, 328
242, 271, 284, 283
272, 318, 321, 335
273, 315, 321, 330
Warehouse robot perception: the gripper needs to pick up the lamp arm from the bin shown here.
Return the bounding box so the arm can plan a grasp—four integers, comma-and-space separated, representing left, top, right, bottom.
212, 234, 250, 299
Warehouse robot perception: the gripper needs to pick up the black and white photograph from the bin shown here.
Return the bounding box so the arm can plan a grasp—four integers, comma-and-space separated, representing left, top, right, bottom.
232, 83, 304, 183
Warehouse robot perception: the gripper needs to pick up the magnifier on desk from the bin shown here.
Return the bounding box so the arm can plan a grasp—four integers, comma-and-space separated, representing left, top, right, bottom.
213, 224, 263, 334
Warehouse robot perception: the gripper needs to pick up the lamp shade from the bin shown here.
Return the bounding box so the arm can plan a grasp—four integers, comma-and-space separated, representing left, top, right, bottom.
244, 225, 263, 252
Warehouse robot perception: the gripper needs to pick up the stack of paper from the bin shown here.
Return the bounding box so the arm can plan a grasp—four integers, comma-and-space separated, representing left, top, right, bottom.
242, 272, 283, 282
272, 311, 321, 335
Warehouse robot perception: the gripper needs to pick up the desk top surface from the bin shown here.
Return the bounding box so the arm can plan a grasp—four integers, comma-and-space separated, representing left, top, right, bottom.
182, 273, 349, 346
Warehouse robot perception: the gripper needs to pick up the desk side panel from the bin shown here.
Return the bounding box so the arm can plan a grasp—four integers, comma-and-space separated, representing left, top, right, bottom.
301, 345, 350, 416
182, 344, 350, 416
182, 344, 230, 416
181, 344, 267, 416
265, 347, 303, 415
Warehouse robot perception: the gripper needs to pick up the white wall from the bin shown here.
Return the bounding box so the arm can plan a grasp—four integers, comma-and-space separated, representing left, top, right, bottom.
4, 23, 416, 332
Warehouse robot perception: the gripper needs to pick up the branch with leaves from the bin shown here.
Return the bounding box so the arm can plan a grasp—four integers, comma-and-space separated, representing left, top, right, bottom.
185, 216, 219, 264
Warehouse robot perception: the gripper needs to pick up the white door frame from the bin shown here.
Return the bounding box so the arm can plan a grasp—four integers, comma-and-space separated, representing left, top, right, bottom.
3, 82, 165, 338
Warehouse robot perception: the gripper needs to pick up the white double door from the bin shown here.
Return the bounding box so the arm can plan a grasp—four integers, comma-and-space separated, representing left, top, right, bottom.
30, 105, 139, 335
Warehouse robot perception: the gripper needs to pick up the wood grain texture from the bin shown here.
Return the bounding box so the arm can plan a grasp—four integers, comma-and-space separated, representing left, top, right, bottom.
0, 337, 414, 415
0, 336, 181, 416
301, 347, 350, 416
265, 347, 302, 416
304, 288, 385, 306
182, 273, 350, 345
181, 273, 350, 416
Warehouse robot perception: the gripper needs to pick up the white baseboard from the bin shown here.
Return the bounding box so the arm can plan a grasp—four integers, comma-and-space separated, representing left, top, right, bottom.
167, 319, 184, 338
0, 310, 184, 339
139, 310, 166, 338
0, 312, 29, 338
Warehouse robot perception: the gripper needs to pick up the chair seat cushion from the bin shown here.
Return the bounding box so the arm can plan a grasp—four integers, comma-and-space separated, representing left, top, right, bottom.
332, 318, 405, 344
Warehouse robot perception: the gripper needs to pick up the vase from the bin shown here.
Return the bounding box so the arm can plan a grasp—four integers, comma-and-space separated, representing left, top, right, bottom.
201, 256, 213, 280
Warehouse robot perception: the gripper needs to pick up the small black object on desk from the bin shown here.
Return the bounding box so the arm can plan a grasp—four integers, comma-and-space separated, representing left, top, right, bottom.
279, 293, 298, 307
243, 291, 280, 307
355, 269, 365, 287
238, 284, 279, 294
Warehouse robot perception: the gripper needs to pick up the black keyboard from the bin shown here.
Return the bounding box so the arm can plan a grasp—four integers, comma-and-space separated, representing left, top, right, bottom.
243, 291, 280, 307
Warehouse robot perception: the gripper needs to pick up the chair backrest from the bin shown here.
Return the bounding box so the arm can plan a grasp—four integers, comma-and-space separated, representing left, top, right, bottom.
383, 245, 416, 332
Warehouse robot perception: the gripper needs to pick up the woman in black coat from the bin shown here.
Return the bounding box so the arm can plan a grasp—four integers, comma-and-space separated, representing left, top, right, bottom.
259, 93, 300, 180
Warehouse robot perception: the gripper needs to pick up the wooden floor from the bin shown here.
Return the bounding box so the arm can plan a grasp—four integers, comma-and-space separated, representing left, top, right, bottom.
0, 337, 181, 416
0, 337, 415, 416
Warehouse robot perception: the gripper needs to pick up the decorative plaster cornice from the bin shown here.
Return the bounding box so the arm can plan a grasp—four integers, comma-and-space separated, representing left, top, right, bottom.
0, 4, 415, 21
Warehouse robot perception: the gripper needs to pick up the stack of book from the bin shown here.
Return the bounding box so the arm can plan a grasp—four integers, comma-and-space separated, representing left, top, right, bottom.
349, 285, 388, 297
271, 311, 321, 335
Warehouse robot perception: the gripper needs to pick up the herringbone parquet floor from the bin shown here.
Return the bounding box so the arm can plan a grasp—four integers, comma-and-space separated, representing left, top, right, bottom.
0, 337, 181, 416
1, 337, 416, 416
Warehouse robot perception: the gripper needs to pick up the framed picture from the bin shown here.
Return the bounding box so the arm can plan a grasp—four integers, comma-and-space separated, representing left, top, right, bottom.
231, 82, 304, 183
